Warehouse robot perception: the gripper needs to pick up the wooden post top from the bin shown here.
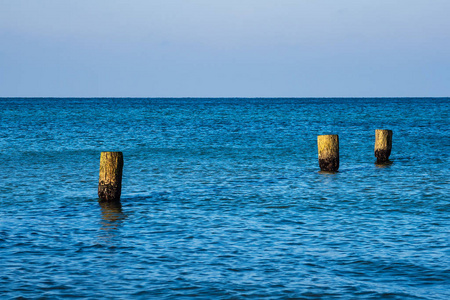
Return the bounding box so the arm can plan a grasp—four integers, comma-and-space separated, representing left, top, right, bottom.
375, 130, 393, 150
317, 135, 339, 156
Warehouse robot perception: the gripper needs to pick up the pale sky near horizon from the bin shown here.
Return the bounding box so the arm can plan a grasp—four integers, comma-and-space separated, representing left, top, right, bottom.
1, 0, 449, 97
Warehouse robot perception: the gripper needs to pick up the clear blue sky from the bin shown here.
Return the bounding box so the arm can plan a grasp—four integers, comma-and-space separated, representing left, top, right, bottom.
1, 0, 449, 97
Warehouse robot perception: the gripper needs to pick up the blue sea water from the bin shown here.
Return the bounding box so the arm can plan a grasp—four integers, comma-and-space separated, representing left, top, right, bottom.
0, 98, 449, 299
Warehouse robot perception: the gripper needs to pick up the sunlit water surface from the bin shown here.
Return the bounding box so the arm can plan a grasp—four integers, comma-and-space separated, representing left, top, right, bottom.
0, 98, 449, 299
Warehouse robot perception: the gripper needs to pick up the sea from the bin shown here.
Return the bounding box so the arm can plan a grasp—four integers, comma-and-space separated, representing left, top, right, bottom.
0, 98, 449, 299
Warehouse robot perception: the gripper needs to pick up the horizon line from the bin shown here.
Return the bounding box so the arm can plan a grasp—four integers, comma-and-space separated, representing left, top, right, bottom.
1, 96, 449, 99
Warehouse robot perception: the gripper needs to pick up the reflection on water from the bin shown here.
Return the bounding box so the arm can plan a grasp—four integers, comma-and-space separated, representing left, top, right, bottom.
99, 201, 127, 233
375, 160, 394, 168
318, 170, 338, 175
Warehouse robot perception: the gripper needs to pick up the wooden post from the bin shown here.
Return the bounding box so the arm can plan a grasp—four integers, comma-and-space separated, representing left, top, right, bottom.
98, 152, 123, 203
317, 135, 339, 172
375, 129, 393, 163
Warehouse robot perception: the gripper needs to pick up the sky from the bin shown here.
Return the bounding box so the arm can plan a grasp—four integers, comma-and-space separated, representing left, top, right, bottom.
1, 0, 449, 98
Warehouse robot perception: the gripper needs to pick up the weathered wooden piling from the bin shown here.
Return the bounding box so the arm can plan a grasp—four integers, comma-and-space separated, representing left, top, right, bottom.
375, 129, 393, 163
317, 135, 339, 172
98, 152, 123, 203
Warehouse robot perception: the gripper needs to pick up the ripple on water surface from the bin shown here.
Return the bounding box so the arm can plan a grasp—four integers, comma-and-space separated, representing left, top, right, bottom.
0, 98, 449, 299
